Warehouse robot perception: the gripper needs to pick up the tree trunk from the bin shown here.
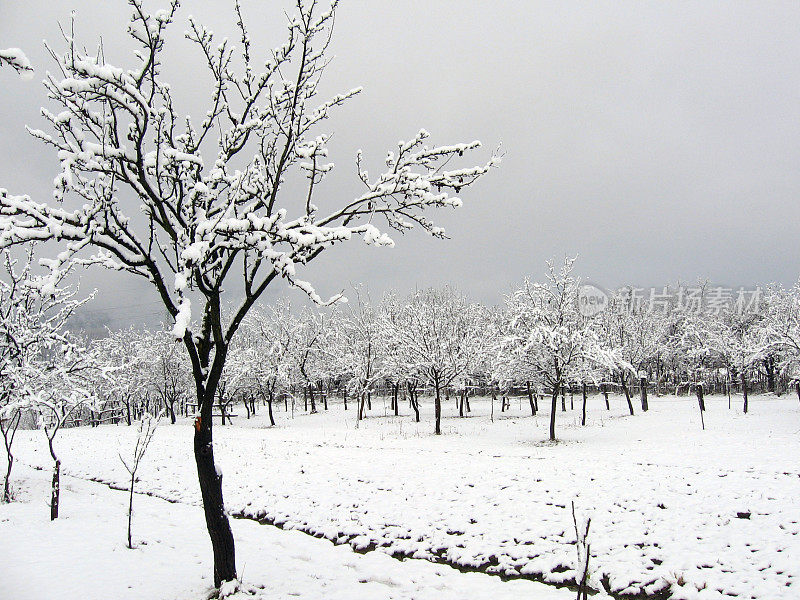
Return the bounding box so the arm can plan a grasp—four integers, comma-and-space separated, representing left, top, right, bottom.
47, 435, 60, 520
764, 356, 776, 394
50, 458, 60, 520
434, 379, 442, 435
168, 400, 176, 424
601, 383, 609, 410
621, 373, 634, 415
267, 389, 276, 427
128, 472, 135, 548
309, 386, 317, 413
549, 383, 559, 441
194, 398, 237, 588
696, 383, 705, 430
795, 381, 800, 403
742, 371, 749, 414
640, 376, 649, 412
527, 381, 536, 416
561, 385, 566, 412
581, 382, 588, 426
3, 453, 13, 503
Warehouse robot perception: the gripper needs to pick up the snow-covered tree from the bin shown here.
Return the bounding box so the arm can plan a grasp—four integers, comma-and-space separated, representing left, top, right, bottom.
146, 329, 191, 424
685, 306, 767, 413
501, 257, 625, 441
0, 1, 496, 584
333, 291, 386, 420
385, 287, 482, 435
93, 327, 151, 425
0, 249, 88, 503
240, 302, 298, 425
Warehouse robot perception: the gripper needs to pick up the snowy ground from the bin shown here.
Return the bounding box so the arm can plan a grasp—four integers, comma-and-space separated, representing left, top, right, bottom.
2, 393, 799, 600
0, 464, 574, 600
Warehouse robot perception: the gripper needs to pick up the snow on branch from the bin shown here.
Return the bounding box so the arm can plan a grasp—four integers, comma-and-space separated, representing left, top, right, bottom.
0, 48, 34, 80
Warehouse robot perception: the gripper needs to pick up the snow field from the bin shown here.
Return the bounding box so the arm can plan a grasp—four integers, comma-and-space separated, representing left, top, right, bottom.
5, 393, 799, 599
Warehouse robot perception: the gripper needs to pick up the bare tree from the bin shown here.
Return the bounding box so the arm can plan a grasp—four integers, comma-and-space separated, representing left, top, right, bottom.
0, 1, 495, 585
119, 412, 161, 548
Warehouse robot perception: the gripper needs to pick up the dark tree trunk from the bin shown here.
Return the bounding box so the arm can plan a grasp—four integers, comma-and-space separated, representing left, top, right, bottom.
764, 356, 776, 394
561, 385, 566, 412
309, 386, 317, 413
581, 382, 588, 426
393, 383, 399, 416
621, 373, 634, 415
167, 400, 176, 424
343, 387, 347, 411
601, 383, 609, 410
194, 399, 236, 587
267, 389, 276, 427
742, 371, 749, 414
127, 472, 135, 548
47, 434, 60, 520
50, 459, 60, 520
795, 381, 800, 403
434, 378, 442, 435
696, 383, 706, 411
458, 390, 465, 417
243, 396, 251, 419
527, 381, 536, 416
695, 383, 705, 430
640, 376, 649, 412
3, 454, 13, 502
549, 383, 559, 441
2, 411, 20, 503
367, 391, 372, 411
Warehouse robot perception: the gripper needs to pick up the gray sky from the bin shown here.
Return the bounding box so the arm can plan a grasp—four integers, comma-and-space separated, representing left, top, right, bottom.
2, 1, 799, 327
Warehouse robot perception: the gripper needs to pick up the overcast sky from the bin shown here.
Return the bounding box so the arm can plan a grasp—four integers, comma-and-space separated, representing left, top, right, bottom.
2, 1, 799, 327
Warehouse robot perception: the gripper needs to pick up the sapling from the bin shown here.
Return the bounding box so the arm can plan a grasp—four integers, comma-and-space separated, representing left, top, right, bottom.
571, 500, 592, 600
119, 412, 161, 549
